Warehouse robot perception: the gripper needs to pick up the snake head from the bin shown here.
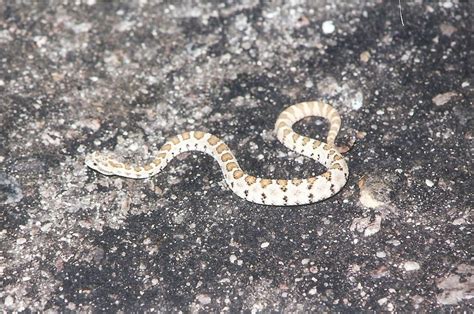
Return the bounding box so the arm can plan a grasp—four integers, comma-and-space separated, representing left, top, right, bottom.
85, 152, 114, 176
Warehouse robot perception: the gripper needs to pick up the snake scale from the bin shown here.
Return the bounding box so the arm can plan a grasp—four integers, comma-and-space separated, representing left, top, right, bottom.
85, 101, 349, 206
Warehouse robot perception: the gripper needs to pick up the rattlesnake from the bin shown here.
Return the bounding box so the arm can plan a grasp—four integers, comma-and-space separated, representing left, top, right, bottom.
85, 101, 349, 206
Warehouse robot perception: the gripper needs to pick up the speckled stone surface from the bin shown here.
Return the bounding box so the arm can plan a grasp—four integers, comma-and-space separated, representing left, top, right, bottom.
1, 1, 472, 311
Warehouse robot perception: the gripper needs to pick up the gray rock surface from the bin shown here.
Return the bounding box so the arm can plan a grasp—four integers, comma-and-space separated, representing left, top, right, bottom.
1, 1, 472, 311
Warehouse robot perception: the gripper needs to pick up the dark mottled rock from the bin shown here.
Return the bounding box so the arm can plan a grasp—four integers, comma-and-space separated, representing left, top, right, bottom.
0, 172, 23, 204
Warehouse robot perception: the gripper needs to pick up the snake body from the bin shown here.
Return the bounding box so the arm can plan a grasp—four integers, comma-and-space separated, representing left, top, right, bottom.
85, 101, 349, 205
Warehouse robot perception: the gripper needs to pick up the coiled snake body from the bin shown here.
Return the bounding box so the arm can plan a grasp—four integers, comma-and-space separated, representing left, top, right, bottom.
85, 101, 349, 206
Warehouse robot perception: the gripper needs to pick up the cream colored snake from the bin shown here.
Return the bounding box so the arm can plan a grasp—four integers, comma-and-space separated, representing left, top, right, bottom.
85, 101, 349, 205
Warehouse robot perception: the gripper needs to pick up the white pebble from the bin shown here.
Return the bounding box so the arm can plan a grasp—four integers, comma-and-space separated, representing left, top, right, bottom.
16, 238, 27, 245
196, 294, 211, 305
425, 179, 434, 187
376, 251, 386, 258
377, 297, 388, 305
322, 20, 335, 34
364, 215, 382, 237
442, 1, 453, 9
351, 91, 364, 110
4, 295, 14, 307
387, 239, 401, 246
308, 287, 318, 295
229, 254, 237, 263
260, 242, 269, 248
432, 91, 457, 106
403, 261, 420, 271
452, 218, 465, 225
41, 222, 53, 232
360, 51, 371, 63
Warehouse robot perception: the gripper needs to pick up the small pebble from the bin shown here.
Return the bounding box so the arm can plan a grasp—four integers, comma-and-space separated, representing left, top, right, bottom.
452, 218, 465, 225
364, 216, 382, 237
4, 295, 14, 307
360, 51, 371, 63
425, 179, 435, 187
322, 20, 335, 34
377, 297, 388, 305
403, 261, 420, 271
40, 222, 52, 232
309, 266, 318, 273
196, 294, 211, 305
351, 91, 364, 110
308, 287, 318, 295
432, 91, 457, 106
387, 239, 401, 246
260, 242, 270, 248
442, 1, 453, 9
356, 131, 367, 139
440, 23, 457, 36
376, 251, 386, 258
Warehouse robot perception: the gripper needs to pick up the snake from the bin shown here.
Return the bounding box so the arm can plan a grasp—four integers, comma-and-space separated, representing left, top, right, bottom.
85, 101, 349, 206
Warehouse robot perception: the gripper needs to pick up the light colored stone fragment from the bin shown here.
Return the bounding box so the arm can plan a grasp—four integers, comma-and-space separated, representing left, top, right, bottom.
432, 91, 457, 106
360, 51, 371, 63
403, 261, 420, 271
322, 20, 335, 34
196, 294, 211, 305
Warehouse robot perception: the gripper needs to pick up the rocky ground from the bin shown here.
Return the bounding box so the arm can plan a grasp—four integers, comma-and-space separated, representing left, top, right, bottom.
1, 0, 472, 311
